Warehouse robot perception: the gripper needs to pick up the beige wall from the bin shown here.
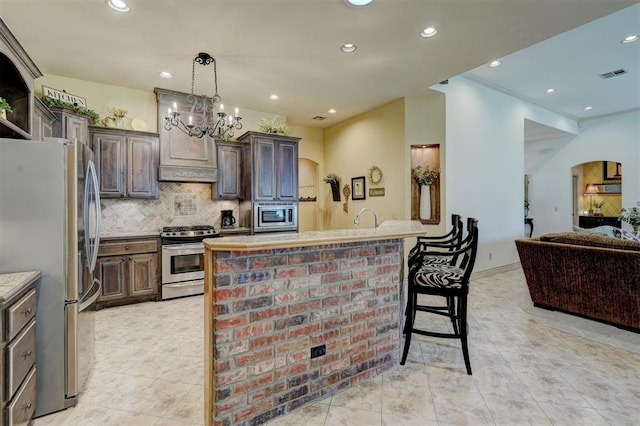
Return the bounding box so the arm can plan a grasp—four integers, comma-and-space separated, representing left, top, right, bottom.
322, 99, 405, 230
36, 74, 158, 131
405, 93, 447, 236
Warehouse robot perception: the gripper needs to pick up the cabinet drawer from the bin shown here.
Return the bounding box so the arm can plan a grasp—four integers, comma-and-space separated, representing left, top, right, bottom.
6, 367, 36, 426
98, 239, 158, 256
7, 289, 36, 341
7, 320, 36, 398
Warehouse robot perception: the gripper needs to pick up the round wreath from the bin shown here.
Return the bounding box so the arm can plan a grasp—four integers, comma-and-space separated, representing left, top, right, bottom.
368, 165, 383, 185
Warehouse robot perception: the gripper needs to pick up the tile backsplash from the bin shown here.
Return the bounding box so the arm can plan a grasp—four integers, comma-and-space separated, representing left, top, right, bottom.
101, 182, 239, 234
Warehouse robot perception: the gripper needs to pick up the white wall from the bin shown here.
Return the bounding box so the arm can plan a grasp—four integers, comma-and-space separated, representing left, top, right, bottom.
432, 76, 580, 271
528, 110, 640, 235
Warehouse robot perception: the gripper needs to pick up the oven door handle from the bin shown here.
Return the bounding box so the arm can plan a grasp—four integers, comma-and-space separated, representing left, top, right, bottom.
162, 243, 204, 250
164, 280, 205, 288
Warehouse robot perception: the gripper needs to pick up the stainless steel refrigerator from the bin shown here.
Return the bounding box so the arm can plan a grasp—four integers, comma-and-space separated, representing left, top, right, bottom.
0, 137, 102, 417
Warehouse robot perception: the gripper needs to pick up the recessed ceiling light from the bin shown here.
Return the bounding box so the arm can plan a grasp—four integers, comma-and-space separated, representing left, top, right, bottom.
544, 88, 556, 94
269, 94, 279, 100
159, 71, 172, 79
488, 60, 502, 68
420, 27, 437, 38
345, 0, 373, 6
341, 43, 357, 53
622, 34, 639, 44
328, 109, 337, 114
106, 0, 130, 13
584, 106, 593, 111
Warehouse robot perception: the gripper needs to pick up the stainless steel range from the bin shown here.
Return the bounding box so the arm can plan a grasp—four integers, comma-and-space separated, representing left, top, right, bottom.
160, 225, 221, 300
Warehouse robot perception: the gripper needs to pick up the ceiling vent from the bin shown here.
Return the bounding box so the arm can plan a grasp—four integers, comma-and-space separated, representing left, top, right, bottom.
312, 116, 327, 120
599, 68, 628, 79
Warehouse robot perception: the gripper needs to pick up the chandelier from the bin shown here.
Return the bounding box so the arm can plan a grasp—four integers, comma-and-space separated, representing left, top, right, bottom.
164, 52, 242, 139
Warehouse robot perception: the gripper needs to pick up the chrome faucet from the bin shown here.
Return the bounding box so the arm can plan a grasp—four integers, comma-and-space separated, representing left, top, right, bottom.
354, 208, 379, 228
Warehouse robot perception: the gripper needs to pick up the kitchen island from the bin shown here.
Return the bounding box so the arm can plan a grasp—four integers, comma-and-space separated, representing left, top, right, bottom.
203, 220, 425, 426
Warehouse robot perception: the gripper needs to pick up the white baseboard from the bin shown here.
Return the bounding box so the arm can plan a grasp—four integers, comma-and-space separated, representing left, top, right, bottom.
471, 262, 520, 280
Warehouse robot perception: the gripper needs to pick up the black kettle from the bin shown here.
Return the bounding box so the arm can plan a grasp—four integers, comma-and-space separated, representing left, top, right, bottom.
221, 210, 236, 228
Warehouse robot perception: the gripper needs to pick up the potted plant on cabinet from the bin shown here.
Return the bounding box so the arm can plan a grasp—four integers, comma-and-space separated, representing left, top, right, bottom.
0, 97, 12, 120
413, 165, 439, 220
592, 199, 605, 216
619, 207, 640, 233
323, 173, 341, 201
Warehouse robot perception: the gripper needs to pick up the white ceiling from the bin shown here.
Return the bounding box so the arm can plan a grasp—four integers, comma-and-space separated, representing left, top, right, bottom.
0, 0, 638, 129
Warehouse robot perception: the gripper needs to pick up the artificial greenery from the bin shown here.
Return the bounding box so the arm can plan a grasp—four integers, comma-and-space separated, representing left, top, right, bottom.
258, 116, 289, 135
413, 165, 440, 186
40, 95, 100, 124
592, 199, 605, 209
323, 173, 340, 185
619, 207, 640, 226
0, 97, 12, 113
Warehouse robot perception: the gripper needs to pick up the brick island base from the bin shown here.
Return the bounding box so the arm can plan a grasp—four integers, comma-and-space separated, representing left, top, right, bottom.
203, 223, 425, 426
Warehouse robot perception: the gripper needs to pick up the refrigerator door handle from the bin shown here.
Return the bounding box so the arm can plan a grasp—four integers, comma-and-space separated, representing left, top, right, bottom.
84, 159, 101, 273
79, 278, 101, 312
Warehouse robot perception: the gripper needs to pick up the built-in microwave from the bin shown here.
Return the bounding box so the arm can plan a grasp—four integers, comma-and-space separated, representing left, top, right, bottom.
253, 202, 298, 233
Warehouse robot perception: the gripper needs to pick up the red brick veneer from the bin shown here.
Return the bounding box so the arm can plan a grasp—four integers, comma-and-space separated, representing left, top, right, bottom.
209, 239, 403, 425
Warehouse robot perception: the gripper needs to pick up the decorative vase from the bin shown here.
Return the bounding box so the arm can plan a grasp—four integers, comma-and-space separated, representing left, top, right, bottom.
420, 184, 431, 220
105, 118, 117, 128
116, 117, 124, 128
633, 224, 640, 233
330, 183, 341, 202
0, 109, 6, 120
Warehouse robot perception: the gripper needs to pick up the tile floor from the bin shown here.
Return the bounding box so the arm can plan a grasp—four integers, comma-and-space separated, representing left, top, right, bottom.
34, 267, 640, 425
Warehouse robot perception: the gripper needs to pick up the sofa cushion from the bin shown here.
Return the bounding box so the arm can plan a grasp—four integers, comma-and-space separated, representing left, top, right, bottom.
573, 225, 618, 237
539, 232, 640, 251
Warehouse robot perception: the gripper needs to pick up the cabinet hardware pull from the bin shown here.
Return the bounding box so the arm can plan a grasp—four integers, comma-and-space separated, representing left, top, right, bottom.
122, 257, 126, 261
22, 308, 33, 315
23, 401, 32, 410
125, 245, 129, 250
21, 350, 32, 358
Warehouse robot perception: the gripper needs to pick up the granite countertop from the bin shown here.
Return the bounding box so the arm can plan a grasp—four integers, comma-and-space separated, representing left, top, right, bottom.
0, 271, 41, 304
204, 220, 426, 251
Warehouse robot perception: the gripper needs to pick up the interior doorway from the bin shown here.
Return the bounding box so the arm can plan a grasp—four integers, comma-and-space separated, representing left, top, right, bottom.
571, 160, 622, 228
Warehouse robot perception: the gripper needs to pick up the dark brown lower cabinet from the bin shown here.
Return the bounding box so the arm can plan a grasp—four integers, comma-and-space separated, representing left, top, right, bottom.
95, 237, 160, 309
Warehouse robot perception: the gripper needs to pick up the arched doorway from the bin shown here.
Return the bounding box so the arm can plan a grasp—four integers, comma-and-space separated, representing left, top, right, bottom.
298, 157, 319, 232
571, 160, 622, 228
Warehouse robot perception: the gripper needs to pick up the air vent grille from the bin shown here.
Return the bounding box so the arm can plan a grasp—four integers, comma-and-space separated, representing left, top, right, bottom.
599, 69, 628, 79
312, 116, 327, 120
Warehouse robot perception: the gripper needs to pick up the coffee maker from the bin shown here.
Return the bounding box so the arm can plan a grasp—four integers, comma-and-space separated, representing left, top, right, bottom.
221, 210, 236, 228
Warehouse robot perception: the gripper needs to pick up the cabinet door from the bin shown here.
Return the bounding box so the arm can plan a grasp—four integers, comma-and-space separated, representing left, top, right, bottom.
127, 253, 157, 297
93, 133, 126, 198
253, 138, 276, 200
65, 114, 88, 143
127, 136, 159, 198
277, 141, 298, 201
32, 102, 53, 140
216, 143, 243, 199
96, 256, 127, 301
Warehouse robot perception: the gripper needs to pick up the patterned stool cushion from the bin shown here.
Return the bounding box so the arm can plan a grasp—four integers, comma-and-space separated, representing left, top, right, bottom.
422, 255, 450, 266
413, 264, 464, 289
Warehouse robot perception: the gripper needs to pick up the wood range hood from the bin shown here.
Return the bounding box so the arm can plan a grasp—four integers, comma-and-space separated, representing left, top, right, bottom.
154, 88, 218, 183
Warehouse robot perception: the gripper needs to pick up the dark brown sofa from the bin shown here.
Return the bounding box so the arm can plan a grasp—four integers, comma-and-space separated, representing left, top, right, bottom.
515, 232, 640, 332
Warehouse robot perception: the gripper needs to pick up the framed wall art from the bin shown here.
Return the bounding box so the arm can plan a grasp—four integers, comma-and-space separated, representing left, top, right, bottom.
603, 161, 622, 181
351, 176, 366, 200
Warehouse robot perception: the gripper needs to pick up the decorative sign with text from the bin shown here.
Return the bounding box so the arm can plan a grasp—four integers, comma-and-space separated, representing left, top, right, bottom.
369, 188, 385, 197
42, 86, 87, 107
